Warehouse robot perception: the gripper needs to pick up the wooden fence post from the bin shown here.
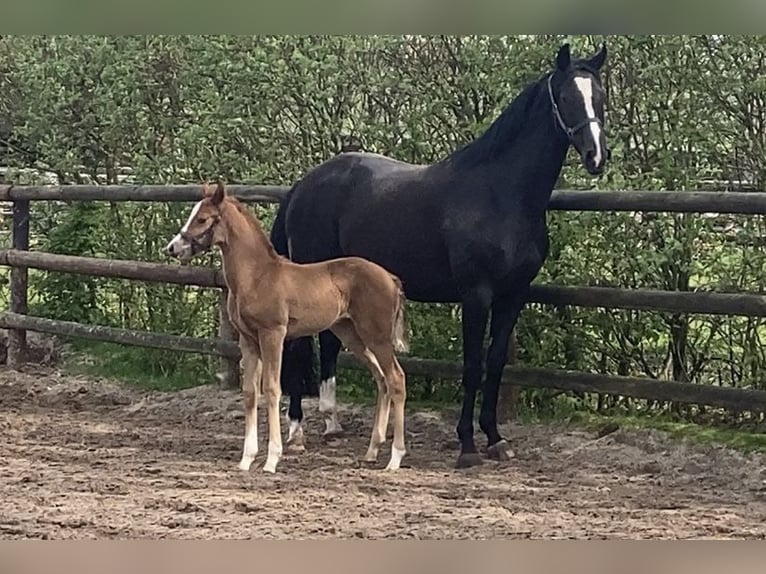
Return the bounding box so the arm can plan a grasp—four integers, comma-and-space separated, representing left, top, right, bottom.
217, 287, 240, 389
498, 328, 520, 423
7, 199, 29, 368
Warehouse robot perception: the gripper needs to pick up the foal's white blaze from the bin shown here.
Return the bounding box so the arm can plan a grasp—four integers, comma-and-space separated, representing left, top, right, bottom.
181, 200, 203, 233
165, 200, 203, 255
573, 76, 603, 168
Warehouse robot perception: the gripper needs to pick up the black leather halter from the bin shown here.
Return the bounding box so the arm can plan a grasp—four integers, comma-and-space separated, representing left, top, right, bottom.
547, 73, 603, 141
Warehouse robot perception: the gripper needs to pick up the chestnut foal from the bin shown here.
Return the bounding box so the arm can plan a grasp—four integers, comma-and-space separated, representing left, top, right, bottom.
165, 182, 409, 473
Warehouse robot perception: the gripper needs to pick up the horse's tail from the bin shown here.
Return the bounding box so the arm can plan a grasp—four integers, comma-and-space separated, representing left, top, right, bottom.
389, 273, 409, 354
269, 186, 293, 258
270, 186, 319, 398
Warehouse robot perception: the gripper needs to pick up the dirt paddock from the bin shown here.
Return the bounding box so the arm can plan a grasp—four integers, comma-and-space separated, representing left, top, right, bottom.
1, 365, 766, 539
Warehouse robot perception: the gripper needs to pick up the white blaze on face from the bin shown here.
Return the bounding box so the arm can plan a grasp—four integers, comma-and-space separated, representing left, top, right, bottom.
573, 76, 603, 168
164, 200, 202, 256
181, 200, 203, 233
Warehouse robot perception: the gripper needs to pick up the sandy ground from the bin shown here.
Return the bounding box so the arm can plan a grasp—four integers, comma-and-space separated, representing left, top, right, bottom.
1, 364, 766, 539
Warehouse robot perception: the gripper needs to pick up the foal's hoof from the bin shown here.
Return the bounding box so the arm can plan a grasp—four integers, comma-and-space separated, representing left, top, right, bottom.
286, 442, 306, 453
487, 439, 515, 462
322, 419, 344, 439
455, 452, 484, 469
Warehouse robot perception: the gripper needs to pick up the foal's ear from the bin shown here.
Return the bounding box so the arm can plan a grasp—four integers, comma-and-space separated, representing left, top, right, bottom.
556, 43, 571, 71
211, 180, 225, 206
587, 42, 607, 70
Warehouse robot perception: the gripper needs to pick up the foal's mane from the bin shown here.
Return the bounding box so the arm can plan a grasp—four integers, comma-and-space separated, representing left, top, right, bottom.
222, 195, 279, 259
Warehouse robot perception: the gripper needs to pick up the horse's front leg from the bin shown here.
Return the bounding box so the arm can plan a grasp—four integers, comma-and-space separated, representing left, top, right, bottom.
479, 291, 527, 461
455, 285, 493, 469
259, 326, 287, 473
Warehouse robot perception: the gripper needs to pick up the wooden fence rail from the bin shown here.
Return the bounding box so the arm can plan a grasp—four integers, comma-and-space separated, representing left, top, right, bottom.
1, 249, 765, 317
3, 184, 766, 214
2, 311, 766, 414
2, 185, 766, 416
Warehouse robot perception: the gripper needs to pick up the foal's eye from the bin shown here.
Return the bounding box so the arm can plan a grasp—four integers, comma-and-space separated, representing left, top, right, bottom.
197, 217, 207, 224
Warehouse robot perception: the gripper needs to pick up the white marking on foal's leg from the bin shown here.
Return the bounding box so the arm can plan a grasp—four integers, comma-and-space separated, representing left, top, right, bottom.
319, 376, 344, 435
574, 76, 603, 168
262, 440, 282, 474
238, 422, 258, 471
385, 446, 406, 471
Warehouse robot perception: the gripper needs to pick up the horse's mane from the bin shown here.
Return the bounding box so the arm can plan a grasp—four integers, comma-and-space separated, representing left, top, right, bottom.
224, 196, 280, 259
446, 59, 600, 170
446, 74, 547, 169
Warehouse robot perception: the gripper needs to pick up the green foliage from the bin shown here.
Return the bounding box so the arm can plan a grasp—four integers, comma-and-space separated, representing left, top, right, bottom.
0, 35, 764, 410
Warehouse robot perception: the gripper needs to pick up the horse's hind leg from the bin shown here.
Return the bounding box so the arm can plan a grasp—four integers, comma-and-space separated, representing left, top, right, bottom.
330, 319, 389, 463
318, 330, 344, 437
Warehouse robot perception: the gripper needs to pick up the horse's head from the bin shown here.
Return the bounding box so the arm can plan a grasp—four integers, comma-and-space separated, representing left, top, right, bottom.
165, 181, 227, 262
547, 42, 609, 175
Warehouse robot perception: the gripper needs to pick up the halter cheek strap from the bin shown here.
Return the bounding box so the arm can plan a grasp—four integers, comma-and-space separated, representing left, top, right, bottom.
547, 74, 603, 140
181, 223, 215, 253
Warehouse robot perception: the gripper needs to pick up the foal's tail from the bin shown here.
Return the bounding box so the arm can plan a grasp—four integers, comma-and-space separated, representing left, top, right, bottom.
390, 274, 409, 354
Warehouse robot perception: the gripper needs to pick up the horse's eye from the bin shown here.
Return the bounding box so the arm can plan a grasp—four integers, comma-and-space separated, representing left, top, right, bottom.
197, 217, 207, 224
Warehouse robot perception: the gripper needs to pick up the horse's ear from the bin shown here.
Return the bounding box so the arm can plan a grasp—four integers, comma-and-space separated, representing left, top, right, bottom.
556, 43, 571, 71
587, 42, 607, 70
211, 180, 225, 206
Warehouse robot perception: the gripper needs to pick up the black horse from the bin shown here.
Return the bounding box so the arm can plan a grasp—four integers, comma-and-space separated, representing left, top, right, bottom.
272, 42, 610, 468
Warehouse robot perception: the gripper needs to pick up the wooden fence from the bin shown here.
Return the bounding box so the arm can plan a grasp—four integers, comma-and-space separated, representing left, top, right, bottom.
2, 184, 766, 415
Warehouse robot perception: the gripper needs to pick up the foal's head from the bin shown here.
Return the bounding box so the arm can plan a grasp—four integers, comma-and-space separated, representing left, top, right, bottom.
547, 43, 609, 175
165, 181, 229, 262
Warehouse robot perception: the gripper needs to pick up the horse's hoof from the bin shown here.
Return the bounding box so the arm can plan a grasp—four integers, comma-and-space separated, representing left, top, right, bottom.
455, 452, 484, 469
286, 443, 306, 453
487, 439, 514, 461
322, 428, 345, 440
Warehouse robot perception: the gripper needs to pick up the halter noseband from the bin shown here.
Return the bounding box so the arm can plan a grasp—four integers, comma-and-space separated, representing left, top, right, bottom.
180, 223, 215, 254
547, 73, 603, 140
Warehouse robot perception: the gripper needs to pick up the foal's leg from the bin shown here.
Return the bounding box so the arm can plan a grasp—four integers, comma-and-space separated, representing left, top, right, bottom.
330, 320, 389, 464
259, 327, 287, 473
238, 334, 262, 471
318, 330, 344, 437
380, 352, 407, 471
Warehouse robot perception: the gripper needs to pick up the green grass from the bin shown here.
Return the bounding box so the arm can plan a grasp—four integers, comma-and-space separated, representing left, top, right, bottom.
60, 339, 215, 392
564, 409, 766, 454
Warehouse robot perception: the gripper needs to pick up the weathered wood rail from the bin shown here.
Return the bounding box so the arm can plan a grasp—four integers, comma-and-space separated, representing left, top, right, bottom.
2, 184, 766, 414
3, 184, 766, 213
